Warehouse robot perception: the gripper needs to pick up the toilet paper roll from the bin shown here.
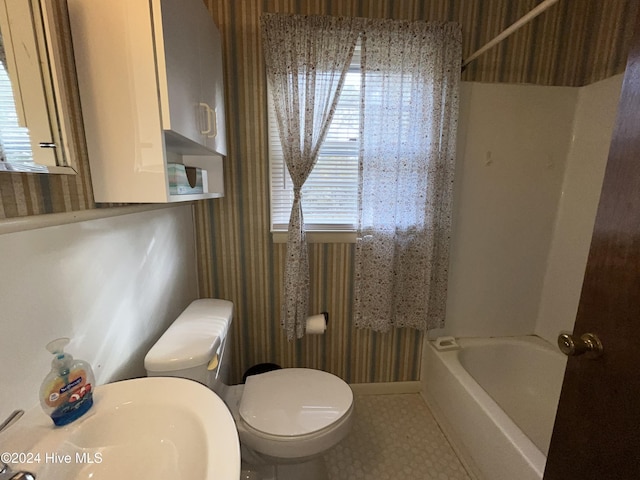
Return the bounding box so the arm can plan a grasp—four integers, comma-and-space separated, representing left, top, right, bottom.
305, 314, 327, 334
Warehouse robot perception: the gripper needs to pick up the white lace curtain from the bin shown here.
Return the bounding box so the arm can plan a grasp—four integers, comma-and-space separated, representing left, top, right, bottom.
354, 20, 461, 332
262, 14, 461, 338
261, 13, 360, 340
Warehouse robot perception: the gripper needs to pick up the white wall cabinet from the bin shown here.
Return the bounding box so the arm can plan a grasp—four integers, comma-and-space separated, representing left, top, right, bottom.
68, 0, 226, 203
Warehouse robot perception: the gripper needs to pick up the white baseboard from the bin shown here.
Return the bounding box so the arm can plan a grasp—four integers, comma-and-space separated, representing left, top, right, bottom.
348, 381, 421, 395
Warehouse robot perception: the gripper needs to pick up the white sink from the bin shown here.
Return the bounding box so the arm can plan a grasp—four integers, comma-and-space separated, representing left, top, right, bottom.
0, 377, 240, 479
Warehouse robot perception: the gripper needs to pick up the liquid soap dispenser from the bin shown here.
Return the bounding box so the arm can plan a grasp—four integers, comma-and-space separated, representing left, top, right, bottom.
39, 338, 95, 426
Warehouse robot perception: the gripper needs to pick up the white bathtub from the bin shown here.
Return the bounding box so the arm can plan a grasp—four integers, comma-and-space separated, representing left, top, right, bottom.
421, 336, 567, 480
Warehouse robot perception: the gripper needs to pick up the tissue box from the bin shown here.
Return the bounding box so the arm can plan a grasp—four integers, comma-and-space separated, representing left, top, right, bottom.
168, 163, 204, 195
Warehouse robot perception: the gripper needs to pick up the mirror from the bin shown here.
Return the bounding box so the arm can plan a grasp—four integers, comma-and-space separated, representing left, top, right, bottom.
0, 0, 76, 174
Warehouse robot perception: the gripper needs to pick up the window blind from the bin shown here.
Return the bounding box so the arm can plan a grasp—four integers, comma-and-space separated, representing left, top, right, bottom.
0, 61, 36, 171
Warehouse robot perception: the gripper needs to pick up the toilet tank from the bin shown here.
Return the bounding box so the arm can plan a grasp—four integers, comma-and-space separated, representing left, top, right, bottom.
144, 299, 233, 396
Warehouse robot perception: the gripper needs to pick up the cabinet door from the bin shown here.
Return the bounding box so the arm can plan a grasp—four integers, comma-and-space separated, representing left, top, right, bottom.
199, 12, 226, 156
157, 0, 203, 147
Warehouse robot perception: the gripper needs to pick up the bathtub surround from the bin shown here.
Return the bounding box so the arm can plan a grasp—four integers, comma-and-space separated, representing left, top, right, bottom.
0, 205, 198, 421
436, 75, 623, 341
535, 75, 624, 344
443, 82, 576, 338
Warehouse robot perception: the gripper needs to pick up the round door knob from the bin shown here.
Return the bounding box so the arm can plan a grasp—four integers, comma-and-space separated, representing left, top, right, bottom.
558, 332, 603, 358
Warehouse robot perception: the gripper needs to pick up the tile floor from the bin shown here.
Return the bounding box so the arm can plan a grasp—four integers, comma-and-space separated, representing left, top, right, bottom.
324, 393, 471, 480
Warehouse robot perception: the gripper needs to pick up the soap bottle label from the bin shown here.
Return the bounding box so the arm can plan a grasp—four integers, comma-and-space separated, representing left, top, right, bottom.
43, 369, 94, 426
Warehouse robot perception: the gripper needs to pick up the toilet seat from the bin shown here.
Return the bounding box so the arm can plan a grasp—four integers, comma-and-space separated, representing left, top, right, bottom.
239, 368, 353, 437
238, 402, 354, 459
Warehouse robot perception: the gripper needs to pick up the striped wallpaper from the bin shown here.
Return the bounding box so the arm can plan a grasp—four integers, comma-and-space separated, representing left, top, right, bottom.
2, 0, 637, 383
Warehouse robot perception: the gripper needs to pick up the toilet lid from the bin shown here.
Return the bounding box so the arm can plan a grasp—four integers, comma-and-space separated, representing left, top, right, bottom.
239, 368, 353, 437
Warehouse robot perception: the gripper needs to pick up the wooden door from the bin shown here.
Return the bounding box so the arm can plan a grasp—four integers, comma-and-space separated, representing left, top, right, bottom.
544, 6, 640, 480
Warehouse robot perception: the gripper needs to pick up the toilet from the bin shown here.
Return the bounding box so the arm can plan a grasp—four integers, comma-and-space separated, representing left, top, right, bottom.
144, 299, 354, 480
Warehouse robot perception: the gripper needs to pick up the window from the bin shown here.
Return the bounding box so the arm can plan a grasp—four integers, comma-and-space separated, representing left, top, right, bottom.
268, 46, 361, 232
